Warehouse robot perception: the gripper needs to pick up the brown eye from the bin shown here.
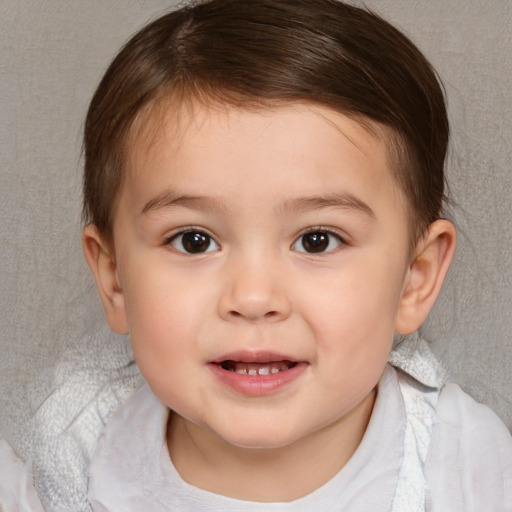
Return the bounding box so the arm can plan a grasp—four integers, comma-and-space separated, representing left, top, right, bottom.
292, 231, 343, 253
170, 231, 219, 254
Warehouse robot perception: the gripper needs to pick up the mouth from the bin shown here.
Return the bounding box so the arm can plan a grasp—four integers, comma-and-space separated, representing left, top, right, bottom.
219, 360, 298, 375
209, 353, 307, 395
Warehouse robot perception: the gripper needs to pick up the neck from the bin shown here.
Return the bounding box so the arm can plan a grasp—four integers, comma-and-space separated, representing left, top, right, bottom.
167, 390, 375, 502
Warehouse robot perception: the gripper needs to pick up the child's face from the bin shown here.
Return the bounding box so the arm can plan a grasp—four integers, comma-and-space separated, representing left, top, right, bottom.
109, 102, 413, 450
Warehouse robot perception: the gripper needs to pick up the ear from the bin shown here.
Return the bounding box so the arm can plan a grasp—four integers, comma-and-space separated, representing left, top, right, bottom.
395, 219, 456, 335
82, 224, 129, 334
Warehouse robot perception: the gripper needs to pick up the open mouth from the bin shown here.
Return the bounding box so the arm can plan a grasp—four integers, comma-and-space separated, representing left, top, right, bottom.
219, 360, 297, 376
210, 356, 306, 395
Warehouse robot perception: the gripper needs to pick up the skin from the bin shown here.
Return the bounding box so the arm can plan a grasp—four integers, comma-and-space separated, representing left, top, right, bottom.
83, 102, 456, 502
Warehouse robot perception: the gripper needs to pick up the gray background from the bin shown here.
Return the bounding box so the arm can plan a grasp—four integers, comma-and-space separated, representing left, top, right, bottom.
0, 0, 511, 505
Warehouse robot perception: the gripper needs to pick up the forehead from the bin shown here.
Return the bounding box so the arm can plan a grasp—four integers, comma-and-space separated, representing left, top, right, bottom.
129, 94, 393, 160
120, 100, 406, 221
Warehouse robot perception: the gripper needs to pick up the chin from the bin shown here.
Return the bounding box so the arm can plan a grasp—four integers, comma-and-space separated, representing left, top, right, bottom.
213, 425, 302, 451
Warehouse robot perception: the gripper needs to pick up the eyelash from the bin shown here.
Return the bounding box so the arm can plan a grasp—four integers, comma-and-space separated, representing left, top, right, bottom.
164, 228, 220, 255
164, 227, 346, 255
291, 228, 346, 254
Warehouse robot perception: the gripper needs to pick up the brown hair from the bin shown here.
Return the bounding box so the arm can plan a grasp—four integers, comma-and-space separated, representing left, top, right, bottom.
83, 0, 448, 244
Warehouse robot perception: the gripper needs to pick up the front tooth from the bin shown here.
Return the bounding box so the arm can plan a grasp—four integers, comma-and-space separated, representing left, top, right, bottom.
231, 362, 292, 376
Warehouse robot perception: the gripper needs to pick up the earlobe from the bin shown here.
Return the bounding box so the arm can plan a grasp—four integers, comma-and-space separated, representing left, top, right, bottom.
82, 224, 129, 334
395, 219, 456, 335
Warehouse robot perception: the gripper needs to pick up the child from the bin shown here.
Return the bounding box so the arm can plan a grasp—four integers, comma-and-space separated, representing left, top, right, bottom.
80, 0, 512, 510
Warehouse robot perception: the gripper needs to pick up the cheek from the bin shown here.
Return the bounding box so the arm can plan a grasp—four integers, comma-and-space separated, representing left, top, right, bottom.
119, 261, 205, 353
123, 276, 207, 401
302, 255, 406, 352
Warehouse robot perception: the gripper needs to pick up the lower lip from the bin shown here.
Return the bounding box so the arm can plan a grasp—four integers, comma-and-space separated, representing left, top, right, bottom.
208, 362, 308, 396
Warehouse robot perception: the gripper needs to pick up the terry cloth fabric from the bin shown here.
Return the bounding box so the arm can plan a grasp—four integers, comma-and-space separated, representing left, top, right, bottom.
7, 326, 143, 512
88, 338, 512, 511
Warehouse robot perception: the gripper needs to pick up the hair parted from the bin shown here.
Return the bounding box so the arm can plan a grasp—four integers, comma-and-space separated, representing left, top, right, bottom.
83, 0, 448, 244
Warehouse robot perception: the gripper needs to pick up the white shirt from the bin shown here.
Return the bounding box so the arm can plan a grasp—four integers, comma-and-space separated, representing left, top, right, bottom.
0, 438, 44, 512
87, 344, 512, 511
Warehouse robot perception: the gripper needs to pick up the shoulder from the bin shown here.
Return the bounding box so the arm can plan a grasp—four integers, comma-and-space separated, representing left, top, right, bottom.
89, 383, 166, 475
87, 384, 170, 508
432, 382, 512, 462
425, 383, 512, 511
0, 437, 44, 512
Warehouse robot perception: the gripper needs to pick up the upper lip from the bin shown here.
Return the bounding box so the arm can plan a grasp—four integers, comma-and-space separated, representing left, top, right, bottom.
209, 350, 300, 364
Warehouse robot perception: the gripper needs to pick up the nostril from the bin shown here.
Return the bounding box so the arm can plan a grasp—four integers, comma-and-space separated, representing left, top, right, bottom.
227, 309, 280, 320
219, 287, 291, 321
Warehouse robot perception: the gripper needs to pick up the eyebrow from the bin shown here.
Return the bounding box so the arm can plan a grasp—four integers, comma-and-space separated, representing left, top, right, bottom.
141, 190, 227, 215
277, 193, 376, 219
141, 189, 375, 219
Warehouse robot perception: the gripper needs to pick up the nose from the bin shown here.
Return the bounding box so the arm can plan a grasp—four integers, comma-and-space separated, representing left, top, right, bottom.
217, 254, 292, 323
